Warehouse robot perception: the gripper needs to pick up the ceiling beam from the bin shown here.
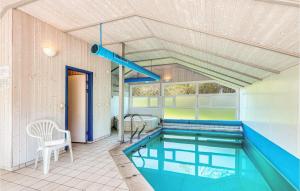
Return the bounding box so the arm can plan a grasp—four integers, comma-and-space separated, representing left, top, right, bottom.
255, 0, 300, 7
102, 36, 280, 74
126, 63, 243, 88
139, 15, 299, 58
65, 14, 137, 33
155, 36, 281, 74
132, 57, 251, 86
174, 57, 252, 85
103, 35, 154, 46
131, 56, 171, 63
1, 0, 39, 17
112, 60, 176, 73
125, 63, 186, 74
132, 59, 245, 87
65, 13, 299, 58
160, 64, 244, 89
126, 48, 262, 81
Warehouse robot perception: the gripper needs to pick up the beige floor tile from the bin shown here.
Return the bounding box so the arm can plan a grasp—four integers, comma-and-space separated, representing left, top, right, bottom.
0, 133, 138, 191
75, 171, 93, 180
105, 178, 123, 187
63, 177, 91, 190
0, 180, 20, 190
0, 169, 11, 176
6, 184, 25, 191
20, 187, 37, 191
52, 185, 80, 191
39, 182, 60, 191
44, 174, 62, 182
100, 185, 116, 191
14, 175, 40, 187
95, 176, 111, 185
52, 175, 72, 185
1, 173, 24, 182
29, 180, 51, 190
86, 183, 106, 191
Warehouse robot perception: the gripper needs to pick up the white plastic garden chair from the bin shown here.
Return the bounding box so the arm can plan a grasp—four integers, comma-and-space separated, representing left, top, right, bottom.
26, 120, 73, 174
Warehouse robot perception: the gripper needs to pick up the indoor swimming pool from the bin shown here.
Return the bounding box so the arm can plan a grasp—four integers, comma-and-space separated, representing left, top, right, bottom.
125, 129, 295, 191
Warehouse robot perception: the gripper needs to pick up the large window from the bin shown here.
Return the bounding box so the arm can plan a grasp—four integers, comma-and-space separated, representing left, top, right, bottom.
163, 83, 197, 119
132, 85, 160, 96
198, 83, 237, 120
164, 84, 196, 96
131, 84, 160, 108
199, 83, 235, 94
130, 81, 238, 120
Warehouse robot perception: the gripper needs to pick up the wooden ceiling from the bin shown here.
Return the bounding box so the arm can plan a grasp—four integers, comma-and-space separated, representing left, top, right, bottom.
2, 0, 300, 87
127, 64, 212, 83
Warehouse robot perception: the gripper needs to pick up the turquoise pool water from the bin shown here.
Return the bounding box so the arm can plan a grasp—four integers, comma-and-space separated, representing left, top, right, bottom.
127, 132, 273, 191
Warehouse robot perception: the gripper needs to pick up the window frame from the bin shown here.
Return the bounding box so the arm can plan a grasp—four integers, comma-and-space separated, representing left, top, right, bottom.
130, 84, 160, 108
129, 80, 239, 120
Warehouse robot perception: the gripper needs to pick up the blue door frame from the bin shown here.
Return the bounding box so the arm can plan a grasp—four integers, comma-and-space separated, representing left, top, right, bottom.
65, 66, 93, 142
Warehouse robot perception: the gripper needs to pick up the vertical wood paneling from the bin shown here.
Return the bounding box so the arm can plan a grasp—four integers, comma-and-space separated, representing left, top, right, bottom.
0, 9, 13, 170
11, 9, 114, 168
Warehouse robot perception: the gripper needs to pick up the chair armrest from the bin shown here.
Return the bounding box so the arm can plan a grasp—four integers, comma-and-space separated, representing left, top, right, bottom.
55, 128, 71, 141
55, 128, 69, 134
28, 135, 46, 147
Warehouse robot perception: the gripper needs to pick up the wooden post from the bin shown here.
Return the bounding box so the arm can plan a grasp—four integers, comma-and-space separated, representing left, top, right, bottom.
118, 43, 125, 143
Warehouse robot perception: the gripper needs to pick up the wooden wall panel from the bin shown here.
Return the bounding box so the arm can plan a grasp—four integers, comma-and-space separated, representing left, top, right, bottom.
11, 9, 114, 168
0, 9, 13, 170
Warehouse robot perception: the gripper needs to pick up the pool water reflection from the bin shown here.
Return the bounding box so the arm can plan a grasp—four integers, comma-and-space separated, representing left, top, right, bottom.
127, 133, 272, 191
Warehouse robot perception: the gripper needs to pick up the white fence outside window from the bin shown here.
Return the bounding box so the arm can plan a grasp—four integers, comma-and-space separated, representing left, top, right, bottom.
129, 81, 239, 120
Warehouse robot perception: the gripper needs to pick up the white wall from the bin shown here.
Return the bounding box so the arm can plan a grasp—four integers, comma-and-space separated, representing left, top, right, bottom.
0, 9, 13, 170
111, 85, 130, 118
0, 9, 116, 170
240, 65, 300, 158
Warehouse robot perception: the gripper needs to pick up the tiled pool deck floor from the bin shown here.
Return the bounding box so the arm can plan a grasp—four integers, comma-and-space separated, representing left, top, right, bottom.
0, 133, 129, 191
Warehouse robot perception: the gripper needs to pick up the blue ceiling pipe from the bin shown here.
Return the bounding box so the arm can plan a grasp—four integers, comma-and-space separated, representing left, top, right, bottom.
124, 77, 156, 83
91, 24, 160, 81
91, 44, 160, 81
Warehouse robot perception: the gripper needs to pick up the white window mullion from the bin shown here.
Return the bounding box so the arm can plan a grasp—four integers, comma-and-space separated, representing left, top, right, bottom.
195, 83, 199, 120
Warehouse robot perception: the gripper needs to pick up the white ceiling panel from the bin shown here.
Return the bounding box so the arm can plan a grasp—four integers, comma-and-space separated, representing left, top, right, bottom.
126, 50, 169, 61
69, 25, 114, 45
124, 37, 163, 53
19, 0, 135, 31
161, 41, 271, 78
135, 58, 245, 88
129, 0, 300, 55
69, 16, 152, 44
144, 18, 299, 72
2, 0, 298, 86
170, 53, 257, 84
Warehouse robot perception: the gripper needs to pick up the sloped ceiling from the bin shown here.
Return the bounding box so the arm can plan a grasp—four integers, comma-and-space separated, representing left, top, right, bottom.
1, 0, 300, 87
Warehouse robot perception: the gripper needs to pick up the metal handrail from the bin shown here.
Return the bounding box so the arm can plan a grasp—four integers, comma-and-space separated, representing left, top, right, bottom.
124, 114, 146, 143
130, 114, 145, 143
130, 128, 139, 143
137, 122, 146, 139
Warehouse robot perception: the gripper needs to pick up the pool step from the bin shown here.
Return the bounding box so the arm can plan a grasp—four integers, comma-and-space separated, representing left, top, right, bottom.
160, 123, 243, 133
161, 127, 243, 139
162, 136, 243, 146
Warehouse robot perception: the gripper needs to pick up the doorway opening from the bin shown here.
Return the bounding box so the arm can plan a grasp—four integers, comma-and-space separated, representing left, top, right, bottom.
65, 66, 93, 142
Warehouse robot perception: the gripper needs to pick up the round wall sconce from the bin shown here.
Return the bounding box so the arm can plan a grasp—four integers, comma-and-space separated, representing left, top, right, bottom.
164, 75, 172, 82
43, 47, 57, 57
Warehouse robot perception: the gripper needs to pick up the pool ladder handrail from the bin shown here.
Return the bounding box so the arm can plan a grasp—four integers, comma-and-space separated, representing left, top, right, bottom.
124, 114, 146, 143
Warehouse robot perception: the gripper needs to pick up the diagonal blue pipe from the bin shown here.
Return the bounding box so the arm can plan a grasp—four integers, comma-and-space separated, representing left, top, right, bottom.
124, 77, 156, 83
91, 44, 160, 81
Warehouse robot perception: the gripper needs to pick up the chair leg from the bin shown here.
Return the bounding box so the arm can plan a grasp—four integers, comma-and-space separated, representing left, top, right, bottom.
68, 144, 74, 163
54, 150, 59, 162
43, 148, 51, 174
34, 150, 40, 169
